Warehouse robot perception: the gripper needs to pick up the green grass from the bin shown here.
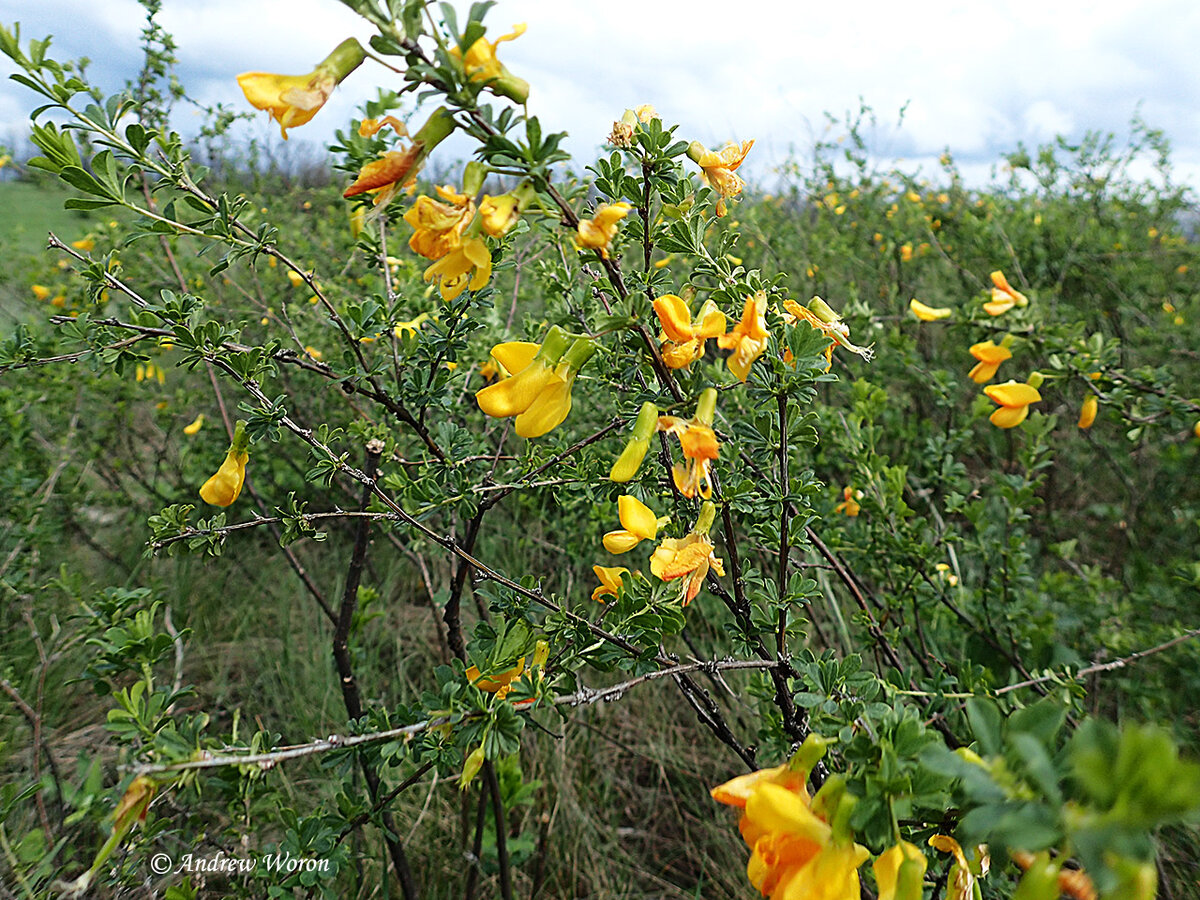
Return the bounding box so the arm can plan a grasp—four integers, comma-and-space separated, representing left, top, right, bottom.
0, 178, 103, 258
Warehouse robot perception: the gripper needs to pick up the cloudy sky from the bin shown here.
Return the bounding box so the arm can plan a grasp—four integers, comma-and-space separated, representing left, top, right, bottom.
3, 0, 1200, 189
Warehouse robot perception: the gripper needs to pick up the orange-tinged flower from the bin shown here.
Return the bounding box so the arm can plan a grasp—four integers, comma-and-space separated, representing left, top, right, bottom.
983, 380, 1042, 429
403, 185, 474, 259
910, 298, 952, 321
452, 23, 529, 103
658, 389, 720, 500
466, 657, 526, 698
834, 486, 862, 517
650, 532, 724, 606
591, 565, 628, 602
967, 339, 1012, 384
718, 291, 770, 382
238, 38, 365, 139
602, 495, 665, 554
31, 284, 51, 301
712, 736, 869, 900
575, 202, 632, 259
690, 139, 755, 216
984, 269, 1029, 316
1078, 394, 1098, 429
343, 107, 456, 207
654, 295, 727, 369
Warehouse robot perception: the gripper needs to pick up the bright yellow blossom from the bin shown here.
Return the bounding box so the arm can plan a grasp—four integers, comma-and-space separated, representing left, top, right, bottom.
31, 284, 50, 301
183, 414, 205, 436
654, 294, 727, 369
423, 236, 492, 301
984, 379, 1042, 428
984, 270, 1029, 316
199, 421, 250, 507
575, 202, 632, 259
451, 23, 529, 103
718, 291, 770, 382
591, 565, 628, 603
237, 38, 365, 139
475, 329, 596, 438
910, 298, 952, 322
71, 237, 95, 252
689, 139, 754, 217
403, 185, 474, 259
967, 339, 1012, 384
602, 495, 666, 554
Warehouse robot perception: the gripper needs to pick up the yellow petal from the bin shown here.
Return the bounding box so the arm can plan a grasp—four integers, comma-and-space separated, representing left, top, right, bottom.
514, 373, 571, 438
968, 361, 1000, 384
199, 450, 248, 507
602, 529, 641, 555
476, 362, 553, 418
984, 381, 1042, 407
910, 298, 952, 321
989, 405, 1030, 428
490, 341, 540, 375
617, 494, 659, 540
1078, 395, 1098, 429
653, 295, 695, 343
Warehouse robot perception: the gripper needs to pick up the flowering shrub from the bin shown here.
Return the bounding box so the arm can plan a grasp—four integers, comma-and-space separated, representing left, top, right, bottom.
1, 3, 1199, 898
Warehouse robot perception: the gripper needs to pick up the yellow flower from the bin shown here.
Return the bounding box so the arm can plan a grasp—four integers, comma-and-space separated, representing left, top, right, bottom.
183, 413, 205, 436
513, 338, 596, 439
575, 202, 632, 259
466, 657, 526, 699
304, 345, 323, 361
834, 486, 862, 517
874, 842, 927, 900
689, 139, 755, 217
653, 294, 727, 369
602, 495, 665, 554
403, 185, 475, 259
199, 421, 250, 507
475, 329, 596, 438
983, 379, 1042, 428
479, 193, 520, 238
650, 521, 724, 606
452, 23, 529, 103
711, 736, 870, 900
423, 236, 492, 301
900, 243, 914, 262
983, 269, 1029, 316
238, 38, 365, 139
393, 312, 429, 339
718, 291, 770, 382
1078, 394, 1098, 429
31, 284, 50, 301
909, 298, 952, 322
967, 339, 1013, 384
591, 565, 628, 603
782, 297, 874, 370
71, 237, 95, 252
657, 388, 720, 500
287, 270, 304, 288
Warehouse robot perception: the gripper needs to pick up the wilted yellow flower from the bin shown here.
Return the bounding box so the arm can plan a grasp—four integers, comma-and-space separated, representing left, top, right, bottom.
451, 23, 529, 103
783, 297, 874, 370
929, 835, 989, 900
343, 107, 456, 208
183, 413, 205, 435
1078, 394, 1098, 429
967, 338, 1013, 384
602, 495, 666, 554
718, 291, 770, 382
657, 388, 720, 500
575, 202, 632, 259
238, 38, 365, 139
199, 421, 250, 507
910, 298, 952, 322
591, 565, 628, 603
653, 294, 726, 369
983, 269, 1029, 316
479, 193, 520, 238
983, 379, 1042, 428
466, 658, 526, 699
689, 139, 754, 216
651, 502, 724, 606
424, 236, 492, 301
834, 486, 862, 517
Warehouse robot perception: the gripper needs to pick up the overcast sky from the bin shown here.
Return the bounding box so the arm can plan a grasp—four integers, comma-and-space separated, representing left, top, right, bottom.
3, 0, 1200, 190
